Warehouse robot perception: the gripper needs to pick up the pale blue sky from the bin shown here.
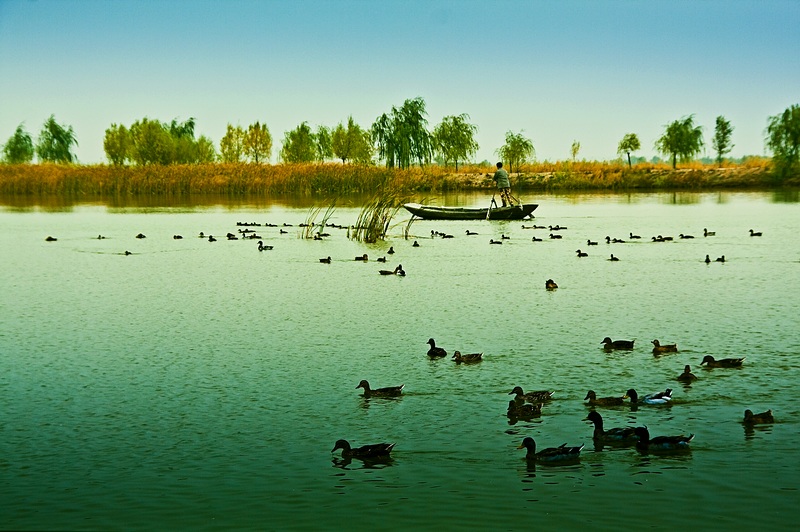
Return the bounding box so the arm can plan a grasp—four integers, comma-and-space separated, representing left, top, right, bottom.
1, 0, 798, 164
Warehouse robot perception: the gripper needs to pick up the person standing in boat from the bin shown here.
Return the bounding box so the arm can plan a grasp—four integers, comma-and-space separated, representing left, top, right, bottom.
493, 162, 513, 207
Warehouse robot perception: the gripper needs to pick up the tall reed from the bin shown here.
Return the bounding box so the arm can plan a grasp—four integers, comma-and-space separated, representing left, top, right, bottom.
350, 189, 408, 243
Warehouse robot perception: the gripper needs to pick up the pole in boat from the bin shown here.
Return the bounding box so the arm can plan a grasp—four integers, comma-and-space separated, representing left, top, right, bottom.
487, 193, 496, 220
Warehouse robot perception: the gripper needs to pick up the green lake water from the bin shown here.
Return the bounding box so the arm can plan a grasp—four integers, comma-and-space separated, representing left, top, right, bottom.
1, 191, 799, 530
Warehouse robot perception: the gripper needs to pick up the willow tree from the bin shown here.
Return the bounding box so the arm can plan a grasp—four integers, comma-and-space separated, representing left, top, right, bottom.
655, 115, 704, 169
617, 133, 641, 167
103, 124, 130, 165
129, 118, 172, 165
497, 131, 535, 173
432, 113, 478, 170
36, 115, 78, 163
243, 122, 272, 163
3, 124, 34, 163
371, 97, 432, 169
712, 116, 734, 167
280, 122, 316, 163
314, 125, 332, 162
766, 104, 800, 180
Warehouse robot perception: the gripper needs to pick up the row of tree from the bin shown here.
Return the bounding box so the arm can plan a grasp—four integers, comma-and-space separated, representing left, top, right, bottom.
3, 101, 799, 178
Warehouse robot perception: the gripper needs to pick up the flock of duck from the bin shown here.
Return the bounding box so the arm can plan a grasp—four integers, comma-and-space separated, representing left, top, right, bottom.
333, 330, 774, 463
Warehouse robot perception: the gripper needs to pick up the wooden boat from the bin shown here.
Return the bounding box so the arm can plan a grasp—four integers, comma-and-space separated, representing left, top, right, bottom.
403, 202, 538, 221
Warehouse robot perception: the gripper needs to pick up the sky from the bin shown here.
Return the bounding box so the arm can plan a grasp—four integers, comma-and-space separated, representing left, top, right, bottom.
1, 0, 799, 165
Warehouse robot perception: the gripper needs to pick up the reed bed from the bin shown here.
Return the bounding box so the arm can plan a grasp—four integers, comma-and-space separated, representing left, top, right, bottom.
0, 158, 791, 203
350, 190, 409, 243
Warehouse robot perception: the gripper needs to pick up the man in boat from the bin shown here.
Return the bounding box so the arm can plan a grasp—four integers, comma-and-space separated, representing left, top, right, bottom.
492, 162, 514, 207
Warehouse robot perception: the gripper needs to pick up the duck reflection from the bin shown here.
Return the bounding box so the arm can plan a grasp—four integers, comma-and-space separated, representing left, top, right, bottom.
332, 455, 395, 470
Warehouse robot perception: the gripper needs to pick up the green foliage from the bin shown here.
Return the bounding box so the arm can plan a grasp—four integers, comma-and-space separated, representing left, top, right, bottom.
314, 125, 332, 162
497, 131, 535, 173
103, 124, 130, 165
196, 135, 217, 163
371, 97, 432, 169
36, 115, 78, 163
712, 116, 734, 166
243, 122, 272, 163
766, 104, 800, 180
332, 116, 373, 164
655, 114, 704, 169
220, 124, 246, 163
129, 118, 173, 165
280, 122, 316, 163
3, 124, 34, 164
432, 113, 478, 171
570, 140, 581, 162
617, 133, 641, 167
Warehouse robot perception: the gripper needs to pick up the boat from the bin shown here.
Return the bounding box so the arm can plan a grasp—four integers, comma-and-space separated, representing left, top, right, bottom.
403, 202, 538, 221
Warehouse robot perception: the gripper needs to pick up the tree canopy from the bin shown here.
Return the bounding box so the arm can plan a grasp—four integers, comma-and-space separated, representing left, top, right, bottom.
432, 114, 478, 171
712, 116, 734, 167
243, 122, 272, 163
3, 124, 35, 164
497, 131, 535, 173
766, 104, 800, 180
280, 122, 317, 163
371, 97, 432, 169
220, 124, 246, 163
654, 115, 704, 169
331, 117, 372, 164
617, 133, 641, 168
36, 115, 78, 163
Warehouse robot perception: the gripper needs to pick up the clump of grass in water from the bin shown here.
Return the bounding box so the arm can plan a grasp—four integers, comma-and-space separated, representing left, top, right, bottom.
301, 199, 337, 239
351, 190, 407, 243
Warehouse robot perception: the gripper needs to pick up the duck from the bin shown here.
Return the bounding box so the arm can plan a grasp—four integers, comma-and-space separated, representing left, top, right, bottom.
625, 388, 672, 405
331, 439, 396, 458
257, 240, 273, 251
319, 256, 331, 264
549, 233, 562, 239
584, 390, 625, 406
705, 254, 711, 264
749, 229, 763, 237
587, 239, 598, 246
679, 233, 695, 239
518, 437, 584, 463
379, 264, 404, 276
677, 365, 698, 382
387, 246, 395, 254
208, 235, 217, 242
136, 233, 146, 239
576, 249, 588, 257
355, 379, 404, 398
634, 426, 694, 452
279, 229, 289, 234
198, 232, 205, 238
545, 279, 558, 290
584, 410, 638, 443
629, 232, 642, 239
548, 225, 566, 231
509, 386, 555, 403
412, 241, 420, 247
609, 254, 620, 261
489, 239, 503, 245
173, 234, 183, 239
700, 355, 744, 368
426, 338, 447, 358
601, 337, 635, 350
465, 230, 479, 236
651, 339, 678, 355
452, 351, 483, 364
743, 409, 774, 424
124, 250, 132, 255
45, 236, 57, 241
97, 234, 106, 239
395, 265, 406, 276
704, 228, 715, 237
354, 254, 368, 261
715, 255, 725, 262
507, 400, 542, 418
501, 234, 510, 240
376, 256, 387, 263
531, 236, 543, 242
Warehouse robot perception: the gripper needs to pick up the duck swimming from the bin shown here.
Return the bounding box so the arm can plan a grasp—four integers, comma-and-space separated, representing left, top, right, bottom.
545, 279, 558, 290
704, 228, 715, 237
452, 351, 483, 364
584, 390, 625, 406
749, 229, 763, 237
354, 254, 368, 261
331, 439, 395, 458
257, 240, 272, 251
601, 337, 635, 350
356, 379, 404, 398
652, 339, 678, 355
518, 437, 584, 463
585, 410, 638, 444
743, 409, 774, 424
634, 426, 694, 452
45, 236, 57, 241
677, 365, 698, 382
426, 338, 447, 358
609, 254, 620, 261
700, 355, 745, 368
319, 256, 331, 264
510, 386, 554, 403
466, 230, 479, 236
576, 249, 588, 257
624, 388, 672, 405
507, 400, 542, 418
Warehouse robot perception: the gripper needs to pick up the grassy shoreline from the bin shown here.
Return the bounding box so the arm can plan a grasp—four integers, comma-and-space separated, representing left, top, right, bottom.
0, 160, 795, 202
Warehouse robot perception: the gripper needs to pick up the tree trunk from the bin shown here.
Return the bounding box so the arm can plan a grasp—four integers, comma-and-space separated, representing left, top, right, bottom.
626, 152, 632, 168
672, 154, 677, 169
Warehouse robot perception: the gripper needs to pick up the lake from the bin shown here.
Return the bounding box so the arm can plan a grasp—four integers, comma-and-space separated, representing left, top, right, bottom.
1, 190, 799, 531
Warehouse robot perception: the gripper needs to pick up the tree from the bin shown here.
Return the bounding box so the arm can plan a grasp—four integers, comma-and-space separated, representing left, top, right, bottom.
36, 115, 78, 163
169, 117, 197, 164
196, 135, 217, 163
243, 122, 272, 163
497, 131, 535, 173
129, 118, 173, 165
570, 140, 581, 162
314, 125, 332, 162
432, 114, 478, 171
712, 116, 734, 167
654, 114, 704, 169
2, 124, 34, 163
617, 133, 641, 168
280, 121, 316, 163
103, 124, 130, 165
332, 117, 373, 164
220, 124, 246, 163
371, 97, 432, 169
765, 104, 800, 180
